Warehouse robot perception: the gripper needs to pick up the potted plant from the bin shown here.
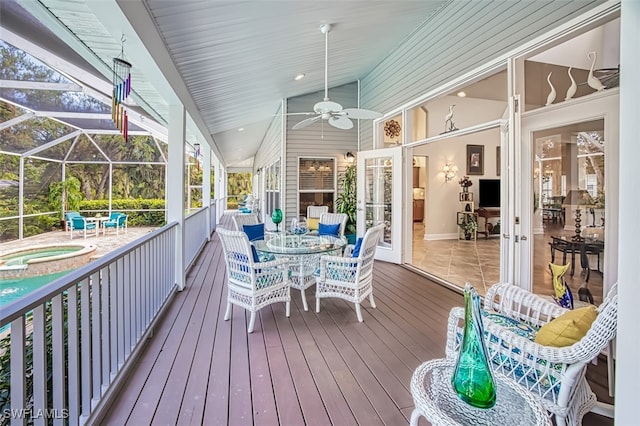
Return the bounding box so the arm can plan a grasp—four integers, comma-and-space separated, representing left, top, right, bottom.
459, 215, 478, 240
335, 164, 357, 244
48, 176, 83, 230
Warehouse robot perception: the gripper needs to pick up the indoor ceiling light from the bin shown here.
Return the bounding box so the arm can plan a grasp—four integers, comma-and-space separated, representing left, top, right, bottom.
294, 73, 305, 81
457, 91, 466, 97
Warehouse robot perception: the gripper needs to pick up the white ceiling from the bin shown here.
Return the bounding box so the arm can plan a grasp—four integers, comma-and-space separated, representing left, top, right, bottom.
6, 0, 448, 167
2, 0, 612, 168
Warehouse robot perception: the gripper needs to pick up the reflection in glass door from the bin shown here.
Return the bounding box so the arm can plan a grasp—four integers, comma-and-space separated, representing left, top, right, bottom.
357, 147, 402, 263
521, 90, 618, 304
531, 120, 606, 304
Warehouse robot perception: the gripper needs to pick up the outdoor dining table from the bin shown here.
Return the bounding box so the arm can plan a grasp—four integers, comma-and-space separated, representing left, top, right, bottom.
253, 233, 346, 311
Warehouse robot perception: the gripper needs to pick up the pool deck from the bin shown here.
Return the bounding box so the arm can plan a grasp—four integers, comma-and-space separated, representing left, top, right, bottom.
0, 227, 158, 259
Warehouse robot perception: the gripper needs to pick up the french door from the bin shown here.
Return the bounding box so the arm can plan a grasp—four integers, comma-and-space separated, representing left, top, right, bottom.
356, 147, 403, 263
518, 91, 619, 296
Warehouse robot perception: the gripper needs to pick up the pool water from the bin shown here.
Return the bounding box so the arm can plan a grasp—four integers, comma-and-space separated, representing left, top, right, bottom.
1, 247, 81, 266
0, 271, 70, 308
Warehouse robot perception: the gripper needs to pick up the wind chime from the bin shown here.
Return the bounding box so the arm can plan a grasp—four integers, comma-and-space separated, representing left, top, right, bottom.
112, 36, 131, 140
194, 143, 201, 171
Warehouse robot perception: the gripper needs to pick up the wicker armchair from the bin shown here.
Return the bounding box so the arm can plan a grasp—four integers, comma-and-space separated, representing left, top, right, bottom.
445, 282, 618, 426
318, 213, 348, 237
217, 227, 291, 333
232, 212, 260, 231
315, 224, 384, 322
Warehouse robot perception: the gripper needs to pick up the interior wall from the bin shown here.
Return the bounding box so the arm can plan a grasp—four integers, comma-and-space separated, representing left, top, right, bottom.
414, 127, 500, 239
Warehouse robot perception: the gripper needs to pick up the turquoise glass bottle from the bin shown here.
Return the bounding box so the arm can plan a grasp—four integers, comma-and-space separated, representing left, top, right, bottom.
451, 284, 496, 408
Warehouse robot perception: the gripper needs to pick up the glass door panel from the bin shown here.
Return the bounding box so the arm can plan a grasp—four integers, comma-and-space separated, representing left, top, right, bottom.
357, 147, 402, 263
520, 91, 618, 304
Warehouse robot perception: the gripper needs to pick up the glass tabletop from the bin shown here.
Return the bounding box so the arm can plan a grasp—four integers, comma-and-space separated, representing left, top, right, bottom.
253, 234, 346, 255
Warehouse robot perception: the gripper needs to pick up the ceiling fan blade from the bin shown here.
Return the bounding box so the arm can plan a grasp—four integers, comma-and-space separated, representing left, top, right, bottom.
329, 116, 353, 130
292, 115, 322, 130
342, 108, 383, 119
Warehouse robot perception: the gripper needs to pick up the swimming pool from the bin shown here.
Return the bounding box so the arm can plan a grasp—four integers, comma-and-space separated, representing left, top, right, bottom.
0, 243, 96, 280
0, 271, 70, 307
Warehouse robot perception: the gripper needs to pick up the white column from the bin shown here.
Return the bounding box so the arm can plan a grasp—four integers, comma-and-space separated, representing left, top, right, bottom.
167, 105, 186, 291
202, 141, 212, 238
18, 156, 24, 240
615, 1, 639, 423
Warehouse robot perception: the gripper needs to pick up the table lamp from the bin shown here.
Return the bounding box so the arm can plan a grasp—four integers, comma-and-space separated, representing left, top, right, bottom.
562, 189, 592, 241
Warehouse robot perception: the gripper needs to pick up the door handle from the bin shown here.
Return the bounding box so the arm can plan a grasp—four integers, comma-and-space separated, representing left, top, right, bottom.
503, 233, 510, 239
520, 235, 528, 241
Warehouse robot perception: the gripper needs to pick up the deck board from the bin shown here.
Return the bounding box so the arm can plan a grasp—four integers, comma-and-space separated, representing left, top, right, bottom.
98, 215, 614, 426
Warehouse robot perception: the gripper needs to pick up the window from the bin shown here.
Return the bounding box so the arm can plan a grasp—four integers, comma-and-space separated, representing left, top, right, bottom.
298, 158, 336, 216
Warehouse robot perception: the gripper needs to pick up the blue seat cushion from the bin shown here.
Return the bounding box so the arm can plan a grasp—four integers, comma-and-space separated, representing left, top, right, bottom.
351, 237, 364, 258
243, 223, 264, 241
318, 223, 340, 237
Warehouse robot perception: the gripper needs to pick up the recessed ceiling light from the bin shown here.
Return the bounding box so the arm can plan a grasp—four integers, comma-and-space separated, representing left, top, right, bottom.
294, 73, 305, 81
457, 91, 466, 97
238, 127, 245, 132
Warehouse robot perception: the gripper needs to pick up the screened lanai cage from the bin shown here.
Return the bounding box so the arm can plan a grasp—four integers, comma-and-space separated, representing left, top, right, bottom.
0, 41, 209, 242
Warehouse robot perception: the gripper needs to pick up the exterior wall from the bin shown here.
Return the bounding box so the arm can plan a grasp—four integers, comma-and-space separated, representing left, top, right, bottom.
284, 83, 359, 226
615, 0, 639, 421
254, 102, 284, 170
358, 0, 605, 150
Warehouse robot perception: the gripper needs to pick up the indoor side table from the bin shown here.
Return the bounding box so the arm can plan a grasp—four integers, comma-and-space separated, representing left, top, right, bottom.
410, 358, 551, 426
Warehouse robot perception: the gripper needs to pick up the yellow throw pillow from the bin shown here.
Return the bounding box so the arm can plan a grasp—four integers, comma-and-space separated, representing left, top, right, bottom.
535, 306, 597, 347
307, 217, 319, 231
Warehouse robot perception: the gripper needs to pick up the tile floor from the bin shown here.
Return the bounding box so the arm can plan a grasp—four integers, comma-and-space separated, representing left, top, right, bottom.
410, 222, 604, 303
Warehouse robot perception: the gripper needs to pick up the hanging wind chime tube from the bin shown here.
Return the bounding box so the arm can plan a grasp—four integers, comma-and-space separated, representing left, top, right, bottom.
194, 144, 201, 171
112, 39, 132, 141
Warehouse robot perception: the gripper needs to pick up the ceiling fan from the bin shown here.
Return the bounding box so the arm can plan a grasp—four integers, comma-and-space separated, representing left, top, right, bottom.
291, 24, 382, 131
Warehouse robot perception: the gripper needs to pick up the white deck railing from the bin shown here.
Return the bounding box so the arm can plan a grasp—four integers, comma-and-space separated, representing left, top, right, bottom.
184, 207, 209, 270
1, 222, 181, 425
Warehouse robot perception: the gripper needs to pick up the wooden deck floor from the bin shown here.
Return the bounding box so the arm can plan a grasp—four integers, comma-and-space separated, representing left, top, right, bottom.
98, 216, 613, 426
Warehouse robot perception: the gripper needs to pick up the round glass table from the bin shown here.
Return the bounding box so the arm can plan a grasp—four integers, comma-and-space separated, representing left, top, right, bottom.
253, 234, 346, 311
410, 358, 551, 426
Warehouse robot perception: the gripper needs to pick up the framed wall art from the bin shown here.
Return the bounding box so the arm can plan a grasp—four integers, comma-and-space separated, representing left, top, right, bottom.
466, 145, 484, 175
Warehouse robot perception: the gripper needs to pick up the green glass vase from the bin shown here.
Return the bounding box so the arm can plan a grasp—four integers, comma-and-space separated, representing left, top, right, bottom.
271, 209, 283, 232
451, 283, 496, 409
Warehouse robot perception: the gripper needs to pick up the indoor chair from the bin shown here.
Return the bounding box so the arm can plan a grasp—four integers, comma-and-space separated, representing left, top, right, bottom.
445, 282, 618, 426
315, 224, 384, 322
217, 227, 291, 333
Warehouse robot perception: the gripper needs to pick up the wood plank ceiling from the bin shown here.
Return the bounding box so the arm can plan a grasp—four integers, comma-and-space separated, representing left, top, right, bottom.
6, 0, 605, 167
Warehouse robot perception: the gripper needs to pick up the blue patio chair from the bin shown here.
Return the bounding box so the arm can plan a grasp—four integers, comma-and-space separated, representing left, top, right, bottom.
70, 216, 97, 239
64, 211, 82, 232
103, 212, 127, 236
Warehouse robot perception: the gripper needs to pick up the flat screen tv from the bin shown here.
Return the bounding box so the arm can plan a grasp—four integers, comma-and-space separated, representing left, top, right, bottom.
479, 179, 501, 208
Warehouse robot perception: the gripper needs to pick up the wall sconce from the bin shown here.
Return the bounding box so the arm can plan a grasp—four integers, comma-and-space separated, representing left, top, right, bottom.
443, 163, 457, 182
345, 152, 355, 164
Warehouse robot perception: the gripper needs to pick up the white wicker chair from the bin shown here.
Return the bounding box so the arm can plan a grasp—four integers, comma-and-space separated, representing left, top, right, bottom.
307, 205, 329, 220
217, 227, 291, 333
445, 282, 618, 426
317, 212, 348, 238
315, 224, 384, 322
232, 212, 260, 231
